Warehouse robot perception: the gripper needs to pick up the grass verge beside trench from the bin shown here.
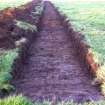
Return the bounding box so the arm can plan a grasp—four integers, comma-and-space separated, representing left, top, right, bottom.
0, 48, 18, 91
1, 95, 105, 105
0, 0, 32, 10
53, 0, 105, 64
0, 95, 34, 105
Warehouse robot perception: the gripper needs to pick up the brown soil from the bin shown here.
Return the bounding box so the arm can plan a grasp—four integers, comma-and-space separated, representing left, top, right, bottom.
12, 1, 103, 103
0, 0, 40, 49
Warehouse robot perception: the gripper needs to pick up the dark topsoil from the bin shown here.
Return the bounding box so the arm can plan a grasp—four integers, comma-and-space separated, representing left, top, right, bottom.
10, 1, 104, 103
0, 0, 40, 49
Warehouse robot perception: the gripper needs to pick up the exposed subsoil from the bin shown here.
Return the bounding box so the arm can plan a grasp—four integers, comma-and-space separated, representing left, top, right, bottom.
12, 1, 103, 102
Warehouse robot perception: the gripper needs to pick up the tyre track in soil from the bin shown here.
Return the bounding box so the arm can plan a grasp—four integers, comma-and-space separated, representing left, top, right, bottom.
12, 1, 103, 102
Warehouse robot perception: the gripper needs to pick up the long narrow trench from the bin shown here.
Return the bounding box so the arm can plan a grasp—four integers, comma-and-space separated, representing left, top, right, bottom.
12, 1, 102, 102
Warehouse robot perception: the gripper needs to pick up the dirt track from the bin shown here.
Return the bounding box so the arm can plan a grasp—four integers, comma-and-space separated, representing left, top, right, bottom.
12, 1, 103, 102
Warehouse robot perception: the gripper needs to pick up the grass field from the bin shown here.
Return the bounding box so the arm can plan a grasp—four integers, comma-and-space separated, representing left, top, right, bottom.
53, 0, 105, 64
0, 0, 32, 10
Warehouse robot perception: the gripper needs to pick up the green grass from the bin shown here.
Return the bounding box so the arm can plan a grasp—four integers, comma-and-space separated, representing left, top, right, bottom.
14, 20, 37, 32
0, 95, 34, 105
0, 48, 18, 91
2, 95, 105, 105
53, 0, 105, 63
0, 95, 50, 105
0, 0, 32, 10
0, 95, 49, 105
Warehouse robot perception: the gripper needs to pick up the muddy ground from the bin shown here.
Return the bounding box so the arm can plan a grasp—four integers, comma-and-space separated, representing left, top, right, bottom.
9, 1, 104, 103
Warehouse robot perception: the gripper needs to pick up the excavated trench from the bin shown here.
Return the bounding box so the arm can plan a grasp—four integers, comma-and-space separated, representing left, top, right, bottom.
12, 1, 103, 102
